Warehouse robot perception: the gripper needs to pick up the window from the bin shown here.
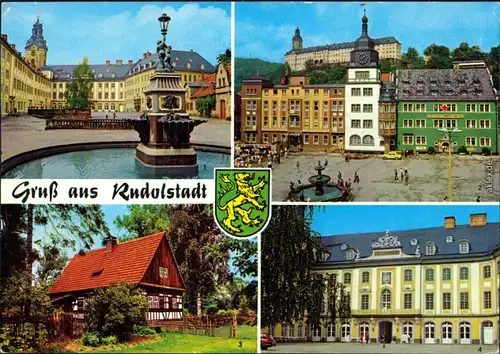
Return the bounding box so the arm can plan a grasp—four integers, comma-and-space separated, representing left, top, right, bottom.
363, 120, 373, 129
466, 120, 476, 128
281, 117, 287, 128
323, 135, 329, 145
363, 88, 373, 96
323, 117, 328, 129
415, 103, 426, 112
272, 117, 278, 128
304, 135, 309, 144
459, 267, 469, 280
460, 292, 469, 309
343, 272, 351, 284
480, 137, 491, 147
354, 71, 369, 80
363, 104, 373, 113
404, 269, 412, 281
425, 269, 434, 281
403, 119, 413, 128
361, 294, 369, 310
351, 104, 361, 113
442, 292, 451, 310
466, 104, 476, 112
465, 137, 476, 146
350, 135, 361, 146
459, 241, 469, 254
381, 289, 391, 309
362, 135, 374, 146
346, 249, 356, 260
484, 291, 492, 309
403, 293, 412, 309
403, 135, 414, 145
425, 243, 436, 255
381, 272, 392, 285
313, 135, 319, 145
403, 104, 413, 112
263, 134, 269, 144
416, 136, 426, 145
483, 265, 491, 278
479, 120, 491, 129
339, 102, 344, 111
445, 119, 457, 128
362, 271, 370, 283
351, 120, 361, 128
263, 117, 268, 127
351, 88, 361, 96
442, 268, 451, 281
425, 293, 434, 310
148, 296, 160, 309
479, 104, 490, 112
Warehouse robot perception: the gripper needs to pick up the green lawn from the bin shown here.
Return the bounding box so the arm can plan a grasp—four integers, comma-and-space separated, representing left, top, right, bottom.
212, 325, 257, 339
76, 329, 257, 353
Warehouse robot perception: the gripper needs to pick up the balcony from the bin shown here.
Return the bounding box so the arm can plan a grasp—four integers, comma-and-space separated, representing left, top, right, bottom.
379, 128, 396, 136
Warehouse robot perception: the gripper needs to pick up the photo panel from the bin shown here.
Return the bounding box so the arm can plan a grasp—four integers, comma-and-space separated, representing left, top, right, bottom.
234, 1, 499, 202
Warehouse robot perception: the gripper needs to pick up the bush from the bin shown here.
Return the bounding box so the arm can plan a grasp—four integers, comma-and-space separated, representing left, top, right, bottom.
119, 332, 132, 342
427, 146, 436, 154
101, 335, 118, 346
82, 332, 101, 347
39, 343, 66, 353
133, 325, 156, 336
457, 145, 467, 153
482, 147, 491, 155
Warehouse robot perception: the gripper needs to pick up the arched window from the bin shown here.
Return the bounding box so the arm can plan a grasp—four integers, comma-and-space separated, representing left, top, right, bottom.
110, 103, 115, 111
362, 135, 374, 146
380, 289, 391, 309
343, 272, 351, 284
442, 268, 451, 281
459, 267, 469, 280
425, 268, 434, 281
425, 243, 436, 255
350, 135, 361, 146
459, 241, 469, 254
346, 249, 356, 260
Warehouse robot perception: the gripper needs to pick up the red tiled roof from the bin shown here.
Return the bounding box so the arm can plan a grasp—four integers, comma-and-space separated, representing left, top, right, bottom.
199, 73, 216, 86
191, 86, 215, 98
48, 232, 166, 295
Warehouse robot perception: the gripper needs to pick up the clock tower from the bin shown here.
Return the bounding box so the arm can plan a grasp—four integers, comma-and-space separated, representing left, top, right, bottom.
344, 10, 384, 153
24, 16, 48, 69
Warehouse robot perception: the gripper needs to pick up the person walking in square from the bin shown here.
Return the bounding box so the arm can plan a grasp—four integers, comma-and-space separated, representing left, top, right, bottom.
394, 169, 398, 181
354, 171, 360, 183
400, 168, 404, 181
296, 161, 300, 173
404, 166, 408, 176
405, 174, 409, 185
324, 158, 328, 166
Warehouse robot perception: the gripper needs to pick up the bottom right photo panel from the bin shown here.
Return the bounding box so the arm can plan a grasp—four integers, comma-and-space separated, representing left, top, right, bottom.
261, 204, 500, 353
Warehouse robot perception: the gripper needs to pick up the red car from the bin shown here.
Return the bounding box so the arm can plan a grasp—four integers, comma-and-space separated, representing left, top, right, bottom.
261, 332, 276, 350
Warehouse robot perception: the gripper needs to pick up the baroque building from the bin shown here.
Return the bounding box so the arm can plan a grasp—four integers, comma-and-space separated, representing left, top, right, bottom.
271, 212, 500, 345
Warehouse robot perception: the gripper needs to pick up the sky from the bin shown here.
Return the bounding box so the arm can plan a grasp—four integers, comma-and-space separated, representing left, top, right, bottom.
311, 205, 500, 236
1, 2, 230, 65
235, 1, 500, 62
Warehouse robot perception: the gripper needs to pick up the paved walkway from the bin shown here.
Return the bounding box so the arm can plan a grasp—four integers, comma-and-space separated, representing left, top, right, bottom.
272, 153, 499, 202
267, 342, 499, 353
1, 114, 230, 161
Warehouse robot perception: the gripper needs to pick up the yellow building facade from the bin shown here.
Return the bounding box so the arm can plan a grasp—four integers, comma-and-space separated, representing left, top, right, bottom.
241, 75, 346, 152
270, 213, 500, 345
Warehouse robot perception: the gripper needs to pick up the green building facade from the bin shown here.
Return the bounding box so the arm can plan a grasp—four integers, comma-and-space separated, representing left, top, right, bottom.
397, 101, 498, 153
396, 68, 498, 154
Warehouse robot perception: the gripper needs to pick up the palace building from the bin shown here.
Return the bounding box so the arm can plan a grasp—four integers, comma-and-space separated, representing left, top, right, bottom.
284, 27, 401, 72
396, 63, 498, 154
1, 17, 218, 115
271, 212, 500, 345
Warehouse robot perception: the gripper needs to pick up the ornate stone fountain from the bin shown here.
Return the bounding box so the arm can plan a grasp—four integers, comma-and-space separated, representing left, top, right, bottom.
308, 161, 332, 196
132, 13, 206, 175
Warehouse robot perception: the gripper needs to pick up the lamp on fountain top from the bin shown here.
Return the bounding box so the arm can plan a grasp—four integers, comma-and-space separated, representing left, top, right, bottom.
156, 13, 173, 73
158, 13, 171, 39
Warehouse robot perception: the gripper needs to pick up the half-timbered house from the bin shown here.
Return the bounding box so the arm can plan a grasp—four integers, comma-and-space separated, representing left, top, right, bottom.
48, 232, 187, 321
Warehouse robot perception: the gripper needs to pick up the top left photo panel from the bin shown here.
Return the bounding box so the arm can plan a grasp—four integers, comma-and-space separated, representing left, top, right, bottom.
1, 1, 232, 179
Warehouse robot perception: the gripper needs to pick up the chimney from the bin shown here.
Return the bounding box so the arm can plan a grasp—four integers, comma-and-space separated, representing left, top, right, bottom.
11, 44, 16, 50
147, 51, 152, 57
1, 34, 7, 42
444, 216, 456, 229
116, 59, 122, 65
104, 236, 117, 254
105, 60, 111, 65
128, 60, 133, 64
470, 213, 487, 227
143, 52, 147, 59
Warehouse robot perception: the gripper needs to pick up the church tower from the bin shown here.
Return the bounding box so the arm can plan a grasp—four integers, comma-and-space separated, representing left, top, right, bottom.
292, 27, 303, 50
25, 16, 48, 69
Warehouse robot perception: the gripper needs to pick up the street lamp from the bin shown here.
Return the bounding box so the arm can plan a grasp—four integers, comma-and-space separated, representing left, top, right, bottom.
438, 127, 462, 202
158, 13, 171, 40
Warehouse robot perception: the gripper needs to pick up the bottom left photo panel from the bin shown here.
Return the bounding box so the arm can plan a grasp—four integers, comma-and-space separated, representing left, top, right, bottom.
0, 204, 257, 353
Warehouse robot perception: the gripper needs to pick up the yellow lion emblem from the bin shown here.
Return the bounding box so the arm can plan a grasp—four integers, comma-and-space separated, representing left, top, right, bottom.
217, 172, 268, 234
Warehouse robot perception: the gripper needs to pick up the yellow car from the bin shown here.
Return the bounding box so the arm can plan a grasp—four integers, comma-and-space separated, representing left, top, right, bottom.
383, 151, 402, 160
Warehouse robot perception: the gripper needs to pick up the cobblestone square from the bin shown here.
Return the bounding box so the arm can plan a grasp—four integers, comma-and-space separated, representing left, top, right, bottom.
272, 153, 499, 202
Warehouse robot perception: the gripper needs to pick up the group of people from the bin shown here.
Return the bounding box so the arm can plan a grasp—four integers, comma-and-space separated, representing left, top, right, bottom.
233, 145, 285, 168
336, 171, 360, 191
394, 166, 410, 185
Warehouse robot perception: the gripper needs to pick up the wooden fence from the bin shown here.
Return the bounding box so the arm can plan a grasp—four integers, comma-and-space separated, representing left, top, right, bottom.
46, 118, 135, 130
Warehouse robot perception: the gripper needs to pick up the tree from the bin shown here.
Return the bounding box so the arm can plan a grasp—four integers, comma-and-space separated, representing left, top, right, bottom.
451, 42, 484, 62
217, 49, 231, 66
261, 205, 324, 330
196, 95, 216, 118
35, 245, 69, 284
234, 58, 285, 92
65, 56, 93, 109
1, 205, 28, 289
486, 45, 500, 90
86, 283, 148, 339
378, 59, 393, 73
114, 205, 170, 241
423, 44, 452, 69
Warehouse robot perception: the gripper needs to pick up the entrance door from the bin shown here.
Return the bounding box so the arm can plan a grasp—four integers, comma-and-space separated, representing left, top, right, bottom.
424, 322, 435, 344
119, 104, 124, 112
379, 321, 392, 343
327, 324, 336, 342
359, 322, 369, 343
341, 324, 351, 342
482, 322, 494, 344
220, 99, 226, 120
442, 322, 453, 344
312, 326, 321, 342
459, 322, 471, 344
402, 322, 413, 344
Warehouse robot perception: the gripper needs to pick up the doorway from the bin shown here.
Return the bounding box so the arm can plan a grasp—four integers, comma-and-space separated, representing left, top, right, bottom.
326, 324, 336, 342
459, 322, 471, 344
378, 321, 392, 343
359, 322, 369, 343
482, 321, 494, 344
441, 322, 453, 344
220, 99, 226, 120
424, 322, 435, 344
341, 323, 351, 342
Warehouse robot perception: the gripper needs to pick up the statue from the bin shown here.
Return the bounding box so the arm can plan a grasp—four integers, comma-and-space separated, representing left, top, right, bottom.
161, 95, 178, 109
155, 40, 173, 72
164, 45, 172, 70
146, 97, 152, 109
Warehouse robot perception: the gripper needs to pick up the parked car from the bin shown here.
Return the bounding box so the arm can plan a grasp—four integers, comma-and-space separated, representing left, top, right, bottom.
383, 151, 402, 160
261, 332, 276, 350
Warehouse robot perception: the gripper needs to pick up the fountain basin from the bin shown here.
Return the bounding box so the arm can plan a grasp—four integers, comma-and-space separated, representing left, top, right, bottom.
288, 183, 350, 202
1, 141, 230, 179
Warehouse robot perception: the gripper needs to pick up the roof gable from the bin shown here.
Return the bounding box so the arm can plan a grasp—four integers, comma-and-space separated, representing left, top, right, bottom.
48, 232, 167, 295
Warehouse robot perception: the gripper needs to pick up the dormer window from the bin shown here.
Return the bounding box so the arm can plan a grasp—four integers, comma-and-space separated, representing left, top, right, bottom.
459, 241, 469, 254
200, 64, 204, 70
98, 73, 103, 78
111, 73, 116, 78
186, 63, 191, 69
446, 236, 453, 243
346, 249, 356, 260
172, 62, 176, 68
159, 266, 169, 278
430, 80, 437, 87
425, 243, 436, 255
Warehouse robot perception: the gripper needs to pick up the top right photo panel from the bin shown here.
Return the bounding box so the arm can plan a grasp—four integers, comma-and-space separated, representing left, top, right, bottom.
234, 2, 499, 203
